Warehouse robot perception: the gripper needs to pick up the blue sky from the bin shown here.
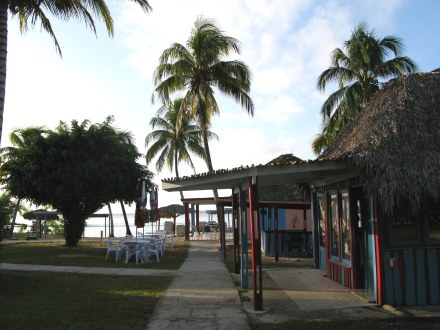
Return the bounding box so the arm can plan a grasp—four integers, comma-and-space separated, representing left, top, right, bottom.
4, 0, 440, 209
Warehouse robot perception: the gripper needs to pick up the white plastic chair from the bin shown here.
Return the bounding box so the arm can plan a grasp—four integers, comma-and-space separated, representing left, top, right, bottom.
158, 239, 166, 257
124, 242, 143, 264
156, 230, 166, 238
165, 234, 174, 250
146, 240, 161, 262
104, 239, 123, 262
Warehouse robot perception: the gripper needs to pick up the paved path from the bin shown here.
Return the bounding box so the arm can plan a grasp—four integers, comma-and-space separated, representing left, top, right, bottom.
146, 240, 249, 330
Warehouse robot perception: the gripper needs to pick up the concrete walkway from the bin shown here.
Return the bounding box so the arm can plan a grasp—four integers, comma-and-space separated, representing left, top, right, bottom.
146, 240, 249, 330
243, 268, 393, 325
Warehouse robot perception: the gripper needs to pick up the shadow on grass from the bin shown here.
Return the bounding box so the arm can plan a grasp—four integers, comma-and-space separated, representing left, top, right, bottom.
0, 270, 171, 329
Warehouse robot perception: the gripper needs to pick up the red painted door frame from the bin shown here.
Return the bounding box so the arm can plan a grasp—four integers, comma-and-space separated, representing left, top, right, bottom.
373, 200, 383, 305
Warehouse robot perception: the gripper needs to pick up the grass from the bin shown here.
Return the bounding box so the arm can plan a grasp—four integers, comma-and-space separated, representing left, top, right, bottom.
0, 270, 171, 329
0, 238, 189, 329
1, 239, 189, 269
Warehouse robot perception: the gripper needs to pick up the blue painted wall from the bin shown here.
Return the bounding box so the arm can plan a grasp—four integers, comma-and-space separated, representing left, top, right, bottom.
383, 247, 440, 306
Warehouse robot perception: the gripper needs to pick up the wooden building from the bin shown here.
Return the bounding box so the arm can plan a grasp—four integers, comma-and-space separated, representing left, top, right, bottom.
162, 71, 440, 308
313, 71, 440, 306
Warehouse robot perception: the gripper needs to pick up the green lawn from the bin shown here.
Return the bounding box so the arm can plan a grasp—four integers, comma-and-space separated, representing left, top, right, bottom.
0, 239, 188, 269
0, 239, 189, 329
0, 270, 171, 329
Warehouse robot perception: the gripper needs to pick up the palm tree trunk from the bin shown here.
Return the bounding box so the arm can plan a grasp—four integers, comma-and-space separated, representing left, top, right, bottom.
8, 198, 20, 238
202, 130, 219, 199
107, 203, 114, 237
0, 2, 8, 147
120, 200, 132, 236
174, 151, 185, 201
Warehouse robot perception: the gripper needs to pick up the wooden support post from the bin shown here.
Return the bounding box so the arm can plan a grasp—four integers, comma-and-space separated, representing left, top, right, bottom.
373, 198, 384, 305
274, 205, 279, 262
196, 204, 200, 227
239, 186, 249, 289
190, 204, 195, 237
184, 202, 190, 241
219, 205, 226, 259
312, 192, 320, 270
232, 191, 240, 274
248, 177, 263, 310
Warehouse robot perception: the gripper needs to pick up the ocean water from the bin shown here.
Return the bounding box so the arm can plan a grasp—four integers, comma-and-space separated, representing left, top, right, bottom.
13, 210, 231, 238
84, 213, 178, 237
84, 211, 229, 237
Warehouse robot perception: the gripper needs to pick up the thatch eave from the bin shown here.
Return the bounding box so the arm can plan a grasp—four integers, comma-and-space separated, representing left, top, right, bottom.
320, 72, 440, 214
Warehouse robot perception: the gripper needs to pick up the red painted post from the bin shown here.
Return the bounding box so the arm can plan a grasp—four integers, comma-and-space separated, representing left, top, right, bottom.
325, 194, 331, 278
248, 177, 263, 310
373, 199, 383, 305
196, 204, 200, 227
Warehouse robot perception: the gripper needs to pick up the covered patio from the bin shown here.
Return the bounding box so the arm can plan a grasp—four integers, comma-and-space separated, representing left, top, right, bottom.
162, 157, 359, 310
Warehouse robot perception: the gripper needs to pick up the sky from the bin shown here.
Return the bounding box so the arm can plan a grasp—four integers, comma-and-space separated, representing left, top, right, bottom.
3, 0, 440, 212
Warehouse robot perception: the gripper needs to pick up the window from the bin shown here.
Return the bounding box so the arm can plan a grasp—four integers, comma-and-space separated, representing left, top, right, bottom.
318, 194, 326, 247
341, 192, 351, 260
389, 213, 418, 243
428, 211, 440, 241
330, 193, 339, 257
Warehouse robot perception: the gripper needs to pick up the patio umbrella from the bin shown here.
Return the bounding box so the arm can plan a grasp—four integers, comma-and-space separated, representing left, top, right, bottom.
158, 204, 185, 233
134, 179, 148, 233
148, 188, 159, 233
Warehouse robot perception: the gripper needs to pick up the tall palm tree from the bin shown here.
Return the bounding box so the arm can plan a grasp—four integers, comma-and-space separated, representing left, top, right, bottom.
152, 17, 253, 181
313, 22, 418, 155
145, 98, 216, 200
0, 1, 152, 147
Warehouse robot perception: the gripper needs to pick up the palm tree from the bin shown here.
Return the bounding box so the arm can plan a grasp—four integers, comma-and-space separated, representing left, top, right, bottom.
313, 22, 418, 155
0, 1, 152, 147
152, 17, 253, 181
145, 98, 216, 200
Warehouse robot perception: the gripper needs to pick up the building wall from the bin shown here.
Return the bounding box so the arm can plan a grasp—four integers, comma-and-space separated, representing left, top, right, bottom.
383, 247, 440, 305
381, 206, 440, 305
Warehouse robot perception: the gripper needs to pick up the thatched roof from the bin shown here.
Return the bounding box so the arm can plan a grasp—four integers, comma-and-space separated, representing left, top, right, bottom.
260, 154, 306, 201
320, 72, 440, 214
265, 153, 304, 166
158, 204, 185, 218
23, 210, 59, 220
